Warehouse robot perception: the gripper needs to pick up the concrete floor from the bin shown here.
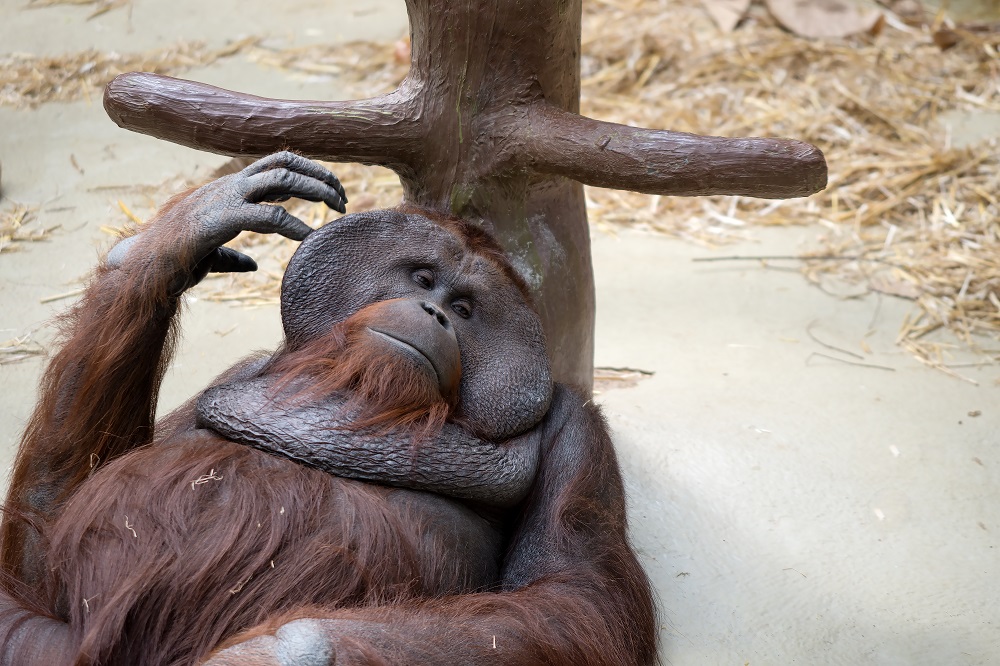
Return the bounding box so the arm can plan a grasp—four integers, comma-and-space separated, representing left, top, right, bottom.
1, 2, 998, 665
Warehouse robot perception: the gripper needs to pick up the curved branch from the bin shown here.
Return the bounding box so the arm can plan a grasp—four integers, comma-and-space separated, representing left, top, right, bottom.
522, 103, 827, 199
103, 73, 423, 172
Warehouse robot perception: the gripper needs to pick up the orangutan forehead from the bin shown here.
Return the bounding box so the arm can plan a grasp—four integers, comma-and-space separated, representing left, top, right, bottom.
445, 253, 503, 289
383, 212, 535, 304
456, 246, 534, 304
417, 225, 499, 274
422, 232, 529, 301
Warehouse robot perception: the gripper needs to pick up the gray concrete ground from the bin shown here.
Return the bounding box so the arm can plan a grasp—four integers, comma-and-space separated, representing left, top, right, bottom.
1, 2, 998, 665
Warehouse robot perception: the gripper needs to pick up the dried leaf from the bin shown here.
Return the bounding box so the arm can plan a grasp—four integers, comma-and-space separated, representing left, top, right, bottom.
933, 28, 962, 50
869, 273, 922, 299
699, 0, 751, 32
765, 0, 883, 38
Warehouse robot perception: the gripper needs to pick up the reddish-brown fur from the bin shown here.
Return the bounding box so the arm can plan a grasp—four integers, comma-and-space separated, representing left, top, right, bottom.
266, 301, 455, 439
1, 261, 180, 584
0, 195, 657, 666
46, 436, 494, 665
204, 399, 656, 666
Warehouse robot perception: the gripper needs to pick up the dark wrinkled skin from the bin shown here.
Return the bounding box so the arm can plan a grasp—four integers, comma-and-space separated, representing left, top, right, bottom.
197, 376, 542, 507
107, 151, 347, 292
112, 152, 545, 511
108, 153, 551, 511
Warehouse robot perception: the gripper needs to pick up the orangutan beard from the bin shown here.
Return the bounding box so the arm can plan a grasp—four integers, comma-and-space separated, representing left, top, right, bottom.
264, 305, 459, 440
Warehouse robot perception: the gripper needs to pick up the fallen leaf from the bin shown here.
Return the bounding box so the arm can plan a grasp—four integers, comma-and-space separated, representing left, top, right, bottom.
700, 0, 751, 32
933, 29, 962, 50
869, 273, 921, 299
765, 0, 883, 38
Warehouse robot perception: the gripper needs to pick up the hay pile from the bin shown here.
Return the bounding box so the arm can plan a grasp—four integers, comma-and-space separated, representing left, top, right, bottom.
5, 0, 999, 374
578, 0, 1000, 377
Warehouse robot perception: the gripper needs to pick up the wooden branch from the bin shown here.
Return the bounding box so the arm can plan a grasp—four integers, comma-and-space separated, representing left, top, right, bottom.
521, 103, 827, 199
103, 73, 423, 173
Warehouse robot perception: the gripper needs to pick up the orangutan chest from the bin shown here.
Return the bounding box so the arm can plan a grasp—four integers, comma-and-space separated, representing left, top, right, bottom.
46, 435, 503, 648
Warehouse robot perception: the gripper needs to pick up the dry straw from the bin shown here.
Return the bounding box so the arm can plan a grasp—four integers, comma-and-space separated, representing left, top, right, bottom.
2, 204, 55, 364
4, 0, 999, 374
0, 331, 45, 366
0, 38, 256, 107
24, 0, 130, 21
0, 204, 50, 254
577, 0, 1000, 376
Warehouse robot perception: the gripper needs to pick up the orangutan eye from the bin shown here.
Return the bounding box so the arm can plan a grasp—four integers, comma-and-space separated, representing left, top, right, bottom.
451, 300, 472, 319
412, 269, 434, 290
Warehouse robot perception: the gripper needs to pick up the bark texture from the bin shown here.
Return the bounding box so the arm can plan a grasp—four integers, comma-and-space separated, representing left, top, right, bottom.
103, 0, 827, 388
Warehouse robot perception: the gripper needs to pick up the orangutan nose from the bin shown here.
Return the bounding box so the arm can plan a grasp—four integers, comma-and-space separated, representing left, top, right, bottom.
420, 301, 451, 330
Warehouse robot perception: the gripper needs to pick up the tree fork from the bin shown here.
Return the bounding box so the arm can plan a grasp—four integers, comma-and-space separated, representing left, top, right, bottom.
104, 0, 827, 389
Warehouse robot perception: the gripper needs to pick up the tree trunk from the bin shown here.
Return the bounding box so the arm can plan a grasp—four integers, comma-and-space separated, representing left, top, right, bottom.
103, 0, 827, 389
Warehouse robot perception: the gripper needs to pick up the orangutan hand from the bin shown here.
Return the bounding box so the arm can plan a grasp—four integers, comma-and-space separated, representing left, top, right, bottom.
106, 151, 346, 293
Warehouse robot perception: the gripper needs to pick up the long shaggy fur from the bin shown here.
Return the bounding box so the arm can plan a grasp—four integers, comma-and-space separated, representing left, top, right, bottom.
43, 435, 489, 665
1, 257, 182, 583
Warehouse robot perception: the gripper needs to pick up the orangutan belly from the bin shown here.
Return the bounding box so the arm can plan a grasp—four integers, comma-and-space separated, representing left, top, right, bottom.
46, 432, 503, 664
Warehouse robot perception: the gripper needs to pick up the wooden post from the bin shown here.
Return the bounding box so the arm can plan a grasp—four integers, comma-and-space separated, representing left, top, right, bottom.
103, 0, 827, 389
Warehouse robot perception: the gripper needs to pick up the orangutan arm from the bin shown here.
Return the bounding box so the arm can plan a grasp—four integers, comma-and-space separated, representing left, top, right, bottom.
206, 385, 658, 666
0, 152, 345, 582
196, 376, 542, 507
0, 592, 73, 666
